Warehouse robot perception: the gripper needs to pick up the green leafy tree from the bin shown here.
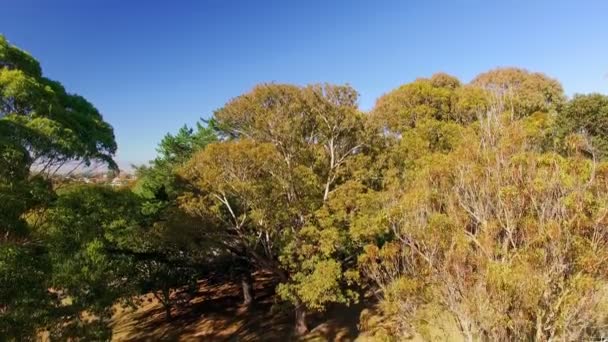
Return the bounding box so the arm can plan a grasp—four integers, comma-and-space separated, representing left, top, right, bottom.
0, 36, 116, 174
555, 93, 608, 158
180, 83, 370, 333
131, 121, 222, 309
0, 35, 118, 339
43, 184, 207, 333
41, 186, 142, 339
134, 121, 216, 200
134, 261, 199, 321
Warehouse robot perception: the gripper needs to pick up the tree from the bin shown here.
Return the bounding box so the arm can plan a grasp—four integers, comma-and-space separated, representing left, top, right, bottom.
0, 35, 118, 339
41, 186, 142, 339
0, 35, 116, 175
180, 83, 369, 333
43, 184, 209, 332
471, 67, 565, 118
4, 35, 605, 341
131, 121, 223, 312
359, 99, 608, 340
180, 139, 290, 306
134, 121, 217, 200
370, 73, 488, 135
134, 260, 199, 321
0, 237, 54, 338
555, 93, 608, 159
133, 121, 217, 237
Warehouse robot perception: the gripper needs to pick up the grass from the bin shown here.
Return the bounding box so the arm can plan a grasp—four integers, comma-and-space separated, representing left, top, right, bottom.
110, 272, 364, 341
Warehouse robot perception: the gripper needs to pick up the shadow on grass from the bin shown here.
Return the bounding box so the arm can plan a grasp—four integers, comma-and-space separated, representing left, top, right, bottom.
111, 272, 363, 341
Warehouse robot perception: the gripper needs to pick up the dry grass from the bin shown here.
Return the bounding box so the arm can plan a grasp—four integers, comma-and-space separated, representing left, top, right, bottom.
111, 272, 363, 341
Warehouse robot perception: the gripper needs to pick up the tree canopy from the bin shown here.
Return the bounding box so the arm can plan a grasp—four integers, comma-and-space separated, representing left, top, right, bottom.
0, 35, 119, 339
2, 33, 608, 341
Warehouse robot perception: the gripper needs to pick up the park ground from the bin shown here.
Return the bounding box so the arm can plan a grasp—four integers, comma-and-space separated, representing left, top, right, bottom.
111, 272, 365, 341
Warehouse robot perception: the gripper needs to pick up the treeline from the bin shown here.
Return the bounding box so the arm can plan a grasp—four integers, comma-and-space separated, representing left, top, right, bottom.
2, 35, 608, 341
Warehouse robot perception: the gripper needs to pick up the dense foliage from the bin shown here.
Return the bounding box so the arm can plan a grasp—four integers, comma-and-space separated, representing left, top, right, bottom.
0, 34, 121, 339
2, 34, 608, 341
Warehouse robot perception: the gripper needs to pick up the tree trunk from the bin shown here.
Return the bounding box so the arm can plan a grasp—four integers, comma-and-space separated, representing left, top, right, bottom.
156, 288, 172, 321
164, 303, 172, 321
241, 271, 254, 306
294, 304, 309, 335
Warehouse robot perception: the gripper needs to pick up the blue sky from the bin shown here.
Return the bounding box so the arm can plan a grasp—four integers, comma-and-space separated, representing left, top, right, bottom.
2, 0, 607, 169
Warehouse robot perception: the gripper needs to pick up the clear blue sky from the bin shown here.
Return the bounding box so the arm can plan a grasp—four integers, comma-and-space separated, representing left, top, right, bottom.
2, 0, 607, 169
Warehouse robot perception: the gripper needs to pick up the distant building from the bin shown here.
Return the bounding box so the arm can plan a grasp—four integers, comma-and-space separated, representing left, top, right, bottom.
111, 177, 124, 187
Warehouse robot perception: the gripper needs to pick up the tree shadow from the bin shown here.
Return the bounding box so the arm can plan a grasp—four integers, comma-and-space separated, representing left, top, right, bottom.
111, 272, 364, 341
